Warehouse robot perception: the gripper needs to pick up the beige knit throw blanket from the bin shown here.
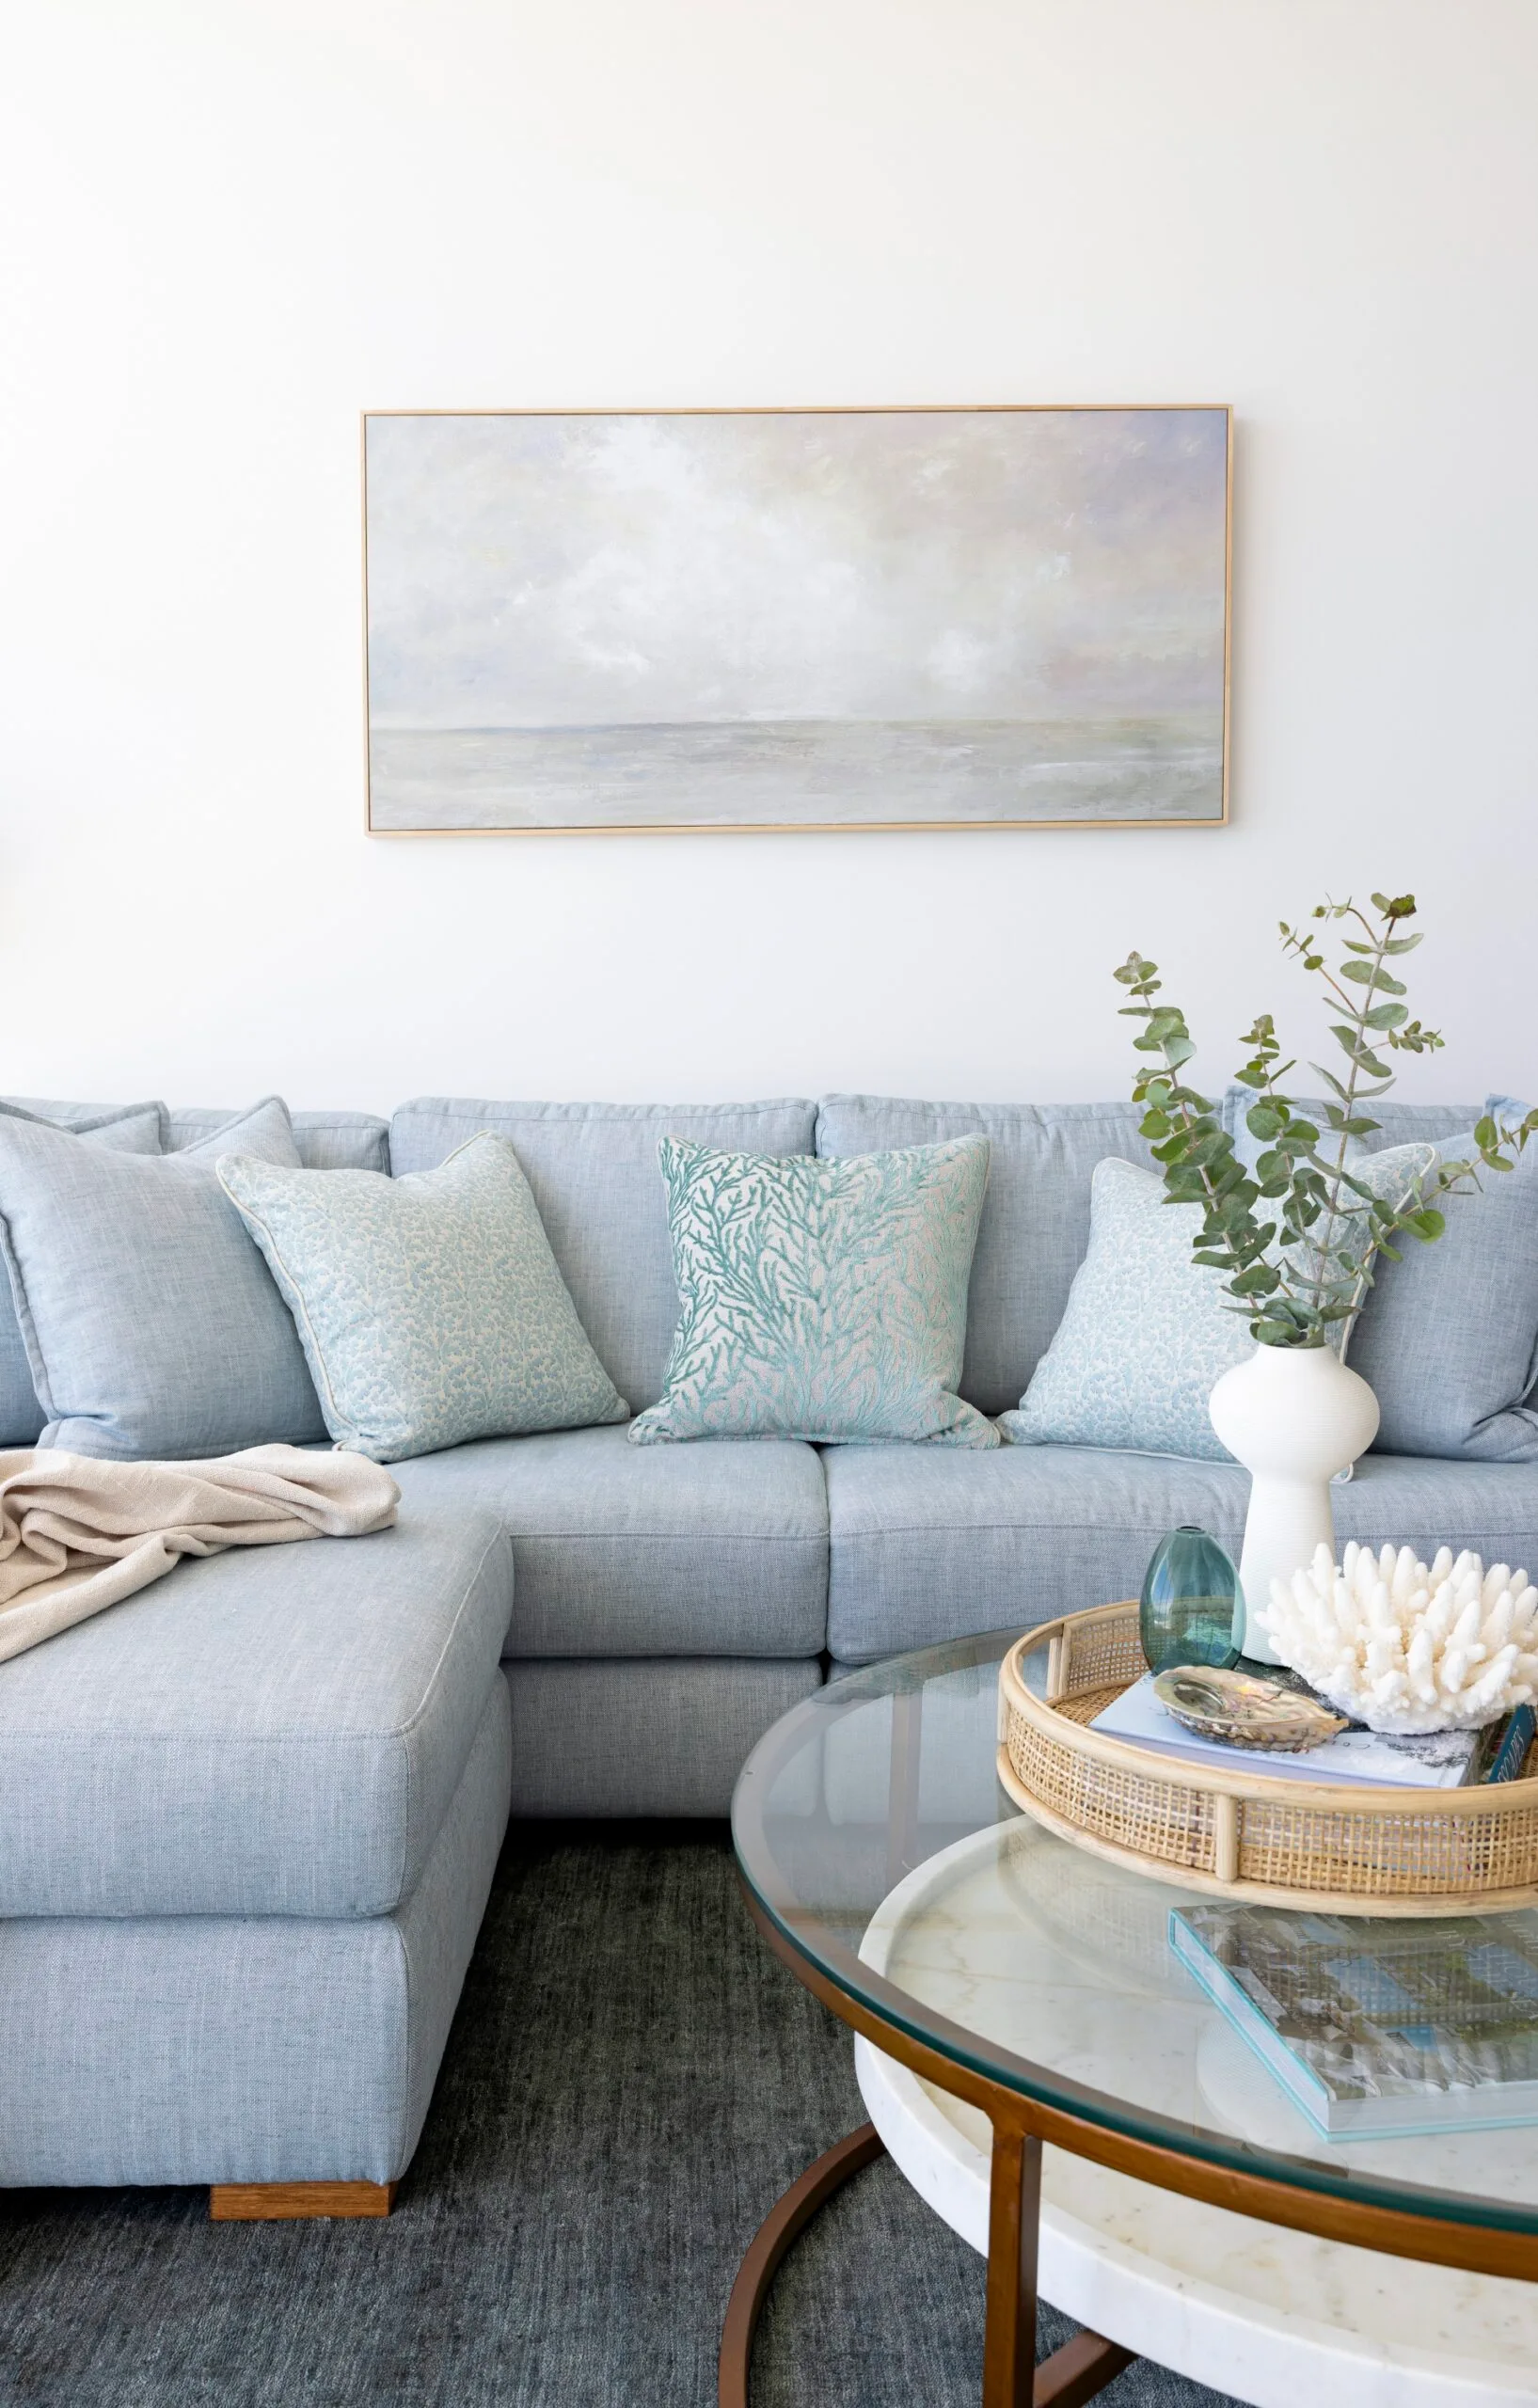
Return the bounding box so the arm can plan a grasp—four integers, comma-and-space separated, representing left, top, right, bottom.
0, 1445, 400, 1666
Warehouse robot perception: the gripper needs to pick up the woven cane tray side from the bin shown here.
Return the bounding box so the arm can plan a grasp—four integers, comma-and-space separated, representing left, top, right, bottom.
997, 1601, 1538, 1916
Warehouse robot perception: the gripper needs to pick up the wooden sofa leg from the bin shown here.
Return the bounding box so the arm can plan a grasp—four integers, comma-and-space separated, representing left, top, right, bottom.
209, 2180, 396, 2221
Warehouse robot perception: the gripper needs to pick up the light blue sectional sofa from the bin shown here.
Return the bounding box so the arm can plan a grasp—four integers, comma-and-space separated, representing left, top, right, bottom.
1, 1087, 1530, 2200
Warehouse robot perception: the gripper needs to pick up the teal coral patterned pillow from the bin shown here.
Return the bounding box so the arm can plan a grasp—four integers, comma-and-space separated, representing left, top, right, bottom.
628, 1134, 996, 1449
217, 1133, 627, 1463
999, 1158, 1252, 1462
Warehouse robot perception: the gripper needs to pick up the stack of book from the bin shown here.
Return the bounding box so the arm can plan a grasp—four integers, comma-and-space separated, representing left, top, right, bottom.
1091, 1669, 1535, 1792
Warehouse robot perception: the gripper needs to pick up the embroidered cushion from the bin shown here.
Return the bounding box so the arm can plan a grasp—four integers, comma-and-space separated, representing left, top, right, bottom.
1000, 1158, 1253, 1461
1003, 1149, 1435, 1464
218, 1133, 628, 1464
627, 1134, 995, 1449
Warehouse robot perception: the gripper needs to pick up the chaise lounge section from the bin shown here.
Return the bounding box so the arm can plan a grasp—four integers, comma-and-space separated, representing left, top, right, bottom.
0, 1510, 512, 2198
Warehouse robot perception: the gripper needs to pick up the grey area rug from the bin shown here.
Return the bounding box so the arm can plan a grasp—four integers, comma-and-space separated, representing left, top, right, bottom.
0, 1828, 1245, 2408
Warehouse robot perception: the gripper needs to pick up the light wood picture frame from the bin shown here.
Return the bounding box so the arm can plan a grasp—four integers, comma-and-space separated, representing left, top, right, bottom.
362, 405, 1231, 835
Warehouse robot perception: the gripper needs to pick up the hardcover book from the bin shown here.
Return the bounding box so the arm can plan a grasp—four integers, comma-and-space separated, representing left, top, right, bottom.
1091, 1671, 1533, 1791
1171, 1903, 1538, 2138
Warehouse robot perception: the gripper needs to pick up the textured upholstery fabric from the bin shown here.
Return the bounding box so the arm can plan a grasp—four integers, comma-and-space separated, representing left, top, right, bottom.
1002, 1158, 1252, 1462
220, 1136, 626, 1463
820, 1658, 1007, 1829
0, 1507, 513, 1917
0, 1320, 40, 1450
171, 1105, 390, 1174
391, 1423, 827, 1657
0, 1677, 510, 2188
0, 1097, 328, 1461
0, 1104, 166, 1448
1350, 1130, 1538, 1461
814, 1094, 1153, 1416
824, 1442, 1538, 1661
502, 1656, 822, 1816
630, 1135, 995, 1449
388, 1098, 817, 1409
2, 1097, 169, 1148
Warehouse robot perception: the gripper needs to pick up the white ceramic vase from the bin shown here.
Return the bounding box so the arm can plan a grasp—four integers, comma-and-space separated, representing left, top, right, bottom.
1208, 1341, 1380, 1662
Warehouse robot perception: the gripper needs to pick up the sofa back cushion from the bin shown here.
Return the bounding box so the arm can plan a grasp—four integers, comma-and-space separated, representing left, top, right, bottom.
388, 1099, 818, 1409
815, 1095, 1154, 1415
0, 1097, 328, 1460
169, 1107, 390, 1173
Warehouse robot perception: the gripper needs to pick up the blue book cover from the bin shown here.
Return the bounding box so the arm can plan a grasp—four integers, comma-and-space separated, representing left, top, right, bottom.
1171, 1901, 1538, 2140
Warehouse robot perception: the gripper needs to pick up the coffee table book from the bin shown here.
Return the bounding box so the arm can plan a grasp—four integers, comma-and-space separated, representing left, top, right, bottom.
1091, 1671, 1534, 1791
1170, 1902, 1538, 2139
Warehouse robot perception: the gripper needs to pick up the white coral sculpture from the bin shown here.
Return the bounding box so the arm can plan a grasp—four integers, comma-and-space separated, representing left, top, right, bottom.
1261, 1541, 1538, 1734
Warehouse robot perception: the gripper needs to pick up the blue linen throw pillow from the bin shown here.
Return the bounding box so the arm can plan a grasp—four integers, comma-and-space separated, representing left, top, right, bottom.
217, 1133, 628, 1464
0, 1097, 325, 1460
627, 1133, 996, 1448
1348, 1106, 1538, 1461
0, 1101, 166, 1446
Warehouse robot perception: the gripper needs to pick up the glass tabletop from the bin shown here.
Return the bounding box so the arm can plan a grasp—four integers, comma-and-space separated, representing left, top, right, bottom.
732, 1627, 1538, 2241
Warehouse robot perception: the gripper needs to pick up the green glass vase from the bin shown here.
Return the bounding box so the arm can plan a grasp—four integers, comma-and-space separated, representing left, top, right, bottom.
1139, 1525, 1244, 1674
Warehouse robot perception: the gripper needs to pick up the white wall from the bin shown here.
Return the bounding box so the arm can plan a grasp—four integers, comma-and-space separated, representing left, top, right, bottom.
2, 0, 1534, 1115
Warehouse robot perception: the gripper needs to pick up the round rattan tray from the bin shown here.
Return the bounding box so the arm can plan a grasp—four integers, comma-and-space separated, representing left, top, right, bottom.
996, 1601, 1538, 1916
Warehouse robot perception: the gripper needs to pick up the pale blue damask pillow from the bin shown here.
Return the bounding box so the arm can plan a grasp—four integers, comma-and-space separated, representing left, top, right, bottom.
218, 1133, 628, 1464
1000, 1158, 1251, 1462
1001, 1149, 1435, 1464
627, 1133, 997, 1448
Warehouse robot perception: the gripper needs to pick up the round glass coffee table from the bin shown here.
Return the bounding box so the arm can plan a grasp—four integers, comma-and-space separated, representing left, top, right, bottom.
722, 1629, 1538, 2408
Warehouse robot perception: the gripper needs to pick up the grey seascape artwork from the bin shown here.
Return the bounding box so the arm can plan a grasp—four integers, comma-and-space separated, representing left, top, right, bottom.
363, 407, 1230, 832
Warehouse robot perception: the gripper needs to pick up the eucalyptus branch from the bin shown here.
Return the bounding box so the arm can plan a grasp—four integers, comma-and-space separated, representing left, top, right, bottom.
1117, 893, 1538, 1349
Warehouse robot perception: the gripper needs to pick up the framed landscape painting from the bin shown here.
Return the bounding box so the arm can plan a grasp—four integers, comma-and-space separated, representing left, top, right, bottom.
363, 405, 1230, 834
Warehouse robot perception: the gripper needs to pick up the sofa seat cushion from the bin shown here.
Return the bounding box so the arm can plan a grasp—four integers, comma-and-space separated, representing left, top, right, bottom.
391, 1424, 827, 1658
0, 1507, 512, 1919
825, 1442, 1538, 1662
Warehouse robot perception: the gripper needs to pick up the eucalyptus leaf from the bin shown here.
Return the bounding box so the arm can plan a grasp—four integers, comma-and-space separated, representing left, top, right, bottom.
1115, 891, 1532, 1349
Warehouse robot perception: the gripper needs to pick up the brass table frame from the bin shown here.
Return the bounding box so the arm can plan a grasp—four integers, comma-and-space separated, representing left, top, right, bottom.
721, 1638, 1538, 2408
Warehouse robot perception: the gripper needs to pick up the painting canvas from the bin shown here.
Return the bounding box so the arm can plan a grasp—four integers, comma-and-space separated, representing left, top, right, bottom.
363, 406, 1230, 832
